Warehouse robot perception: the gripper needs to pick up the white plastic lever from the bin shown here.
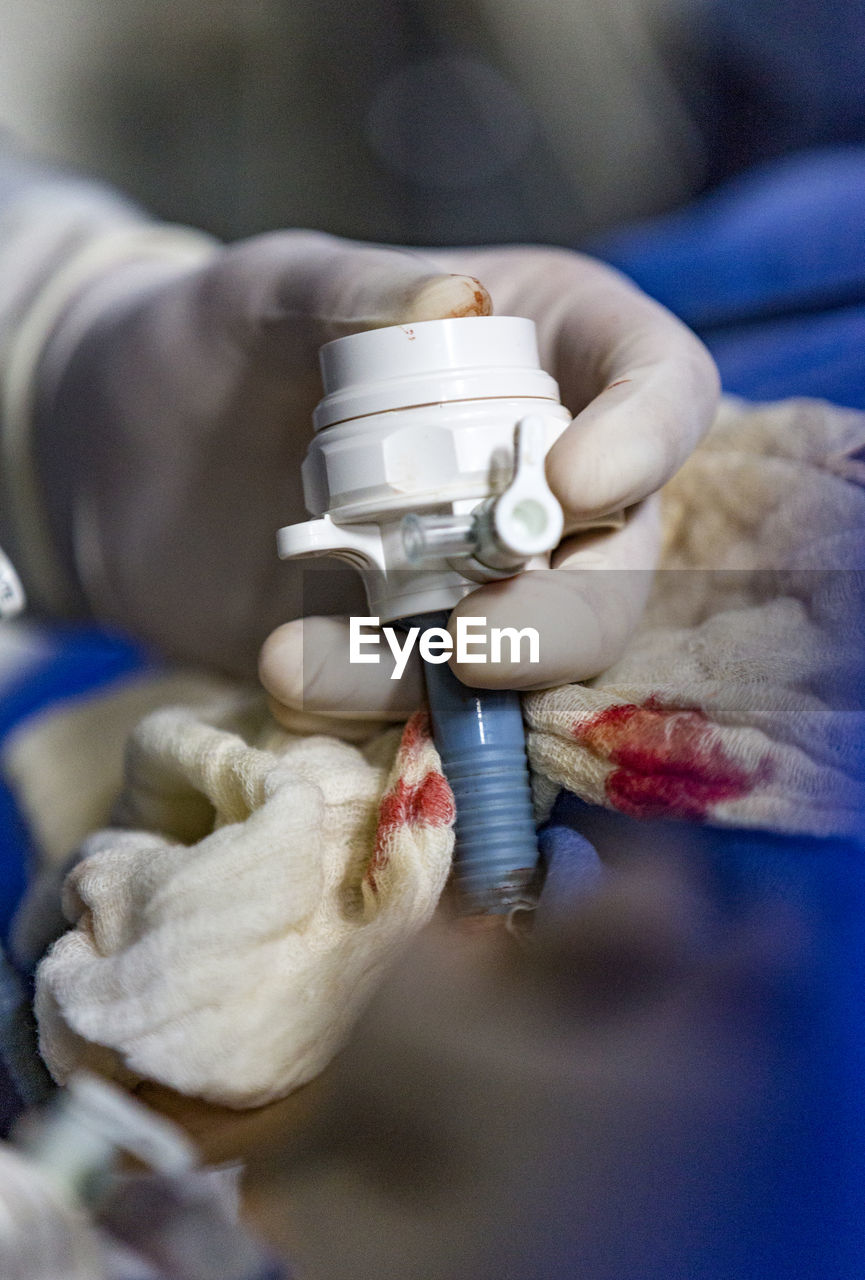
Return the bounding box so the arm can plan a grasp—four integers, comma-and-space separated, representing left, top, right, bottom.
277, 514, 385, 574
490, 415, 564, 559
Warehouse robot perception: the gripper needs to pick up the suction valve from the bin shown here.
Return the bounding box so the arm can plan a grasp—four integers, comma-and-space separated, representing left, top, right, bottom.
402, 415, 564, 573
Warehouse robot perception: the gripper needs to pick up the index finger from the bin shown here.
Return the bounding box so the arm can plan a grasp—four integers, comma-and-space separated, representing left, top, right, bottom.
543, 258, 720, 521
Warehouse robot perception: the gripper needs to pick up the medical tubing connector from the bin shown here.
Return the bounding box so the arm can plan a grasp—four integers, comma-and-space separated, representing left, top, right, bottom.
410, 614, 539, 913
277, 316, 570, 914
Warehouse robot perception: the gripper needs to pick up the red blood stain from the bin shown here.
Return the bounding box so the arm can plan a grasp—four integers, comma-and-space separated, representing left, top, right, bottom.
400, 709, 432, 757
367, 713, 454, 891
574, 699, 772, 821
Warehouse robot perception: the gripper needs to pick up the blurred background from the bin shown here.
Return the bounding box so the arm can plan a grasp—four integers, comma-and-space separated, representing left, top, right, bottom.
1, 0, 864, 248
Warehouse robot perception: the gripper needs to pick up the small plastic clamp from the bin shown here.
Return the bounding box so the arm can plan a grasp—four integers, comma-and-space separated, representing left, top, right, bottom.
486, 414, 564, 561
401, 415, 563, 574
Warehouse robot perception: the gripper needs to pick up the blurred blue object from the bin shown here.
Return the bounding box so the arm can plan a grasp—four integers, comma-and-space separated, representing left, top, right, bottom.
535, 792, 865, 1280
593, 147, 865, 408
538, 791, 605, 907
690, 0, 865, 183
0, 624, 150, 943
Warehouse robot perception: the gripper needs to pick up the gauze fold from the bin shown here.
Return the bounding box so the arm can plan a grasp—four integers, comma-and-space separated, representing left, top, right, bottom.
35, 703, 453, 1108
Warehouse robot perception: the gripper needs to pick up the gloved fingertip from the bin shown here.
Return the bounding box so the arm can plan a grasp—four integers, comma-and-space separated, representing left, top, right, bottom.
397, 273, 492, 323
259, 620, 305, 709
260, 616, 425, 721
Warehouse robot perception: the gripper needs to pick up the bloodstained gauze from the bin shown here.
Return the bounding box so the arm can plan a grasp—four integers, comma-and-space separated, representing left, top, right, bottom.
399, 709, 433, 757
367, 712, 455, 890
574, 700, 773, 821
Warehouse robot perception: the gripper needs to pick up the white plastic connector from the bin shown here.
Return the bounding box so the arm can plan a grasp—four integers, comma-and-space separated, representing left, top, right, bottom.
276, 513, 384, 574
277, 316, 571, 618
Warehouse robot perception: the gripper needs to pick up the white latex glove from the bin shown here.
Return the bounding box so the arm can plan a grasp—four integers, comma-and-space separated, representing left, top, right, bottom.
7, 202, 717, 697
260, 245, 719, 726
17, 224, 491, 676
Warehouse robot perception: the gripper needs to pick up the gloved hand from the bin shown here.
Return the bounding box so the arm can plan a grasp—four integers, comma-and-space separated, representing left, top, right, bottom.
8, 199, 717, 695
16, 219, 491, 676
260, 244, 719, 726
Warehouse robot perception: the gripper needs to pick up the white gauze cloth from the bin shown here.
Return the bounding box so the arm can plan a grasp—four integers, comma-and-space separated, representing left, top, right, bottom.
34, 701, 453, 1108
22, 394, 865, 1108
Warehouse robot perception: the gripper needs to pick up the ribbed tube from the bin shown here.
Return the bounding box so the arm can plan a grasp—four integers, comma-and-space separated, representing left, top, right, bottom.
421, 653, 539, 914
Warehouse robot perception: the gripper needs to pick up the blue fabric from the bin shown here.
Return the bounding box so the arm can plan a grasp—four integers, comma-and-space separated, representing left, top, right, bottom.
538, 790, 605, 904
594, 150, 865, 328
592, 147, 865, 410
685, 0, 865, 186
538, 792, 865, 1279
0, 624, 151, 941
